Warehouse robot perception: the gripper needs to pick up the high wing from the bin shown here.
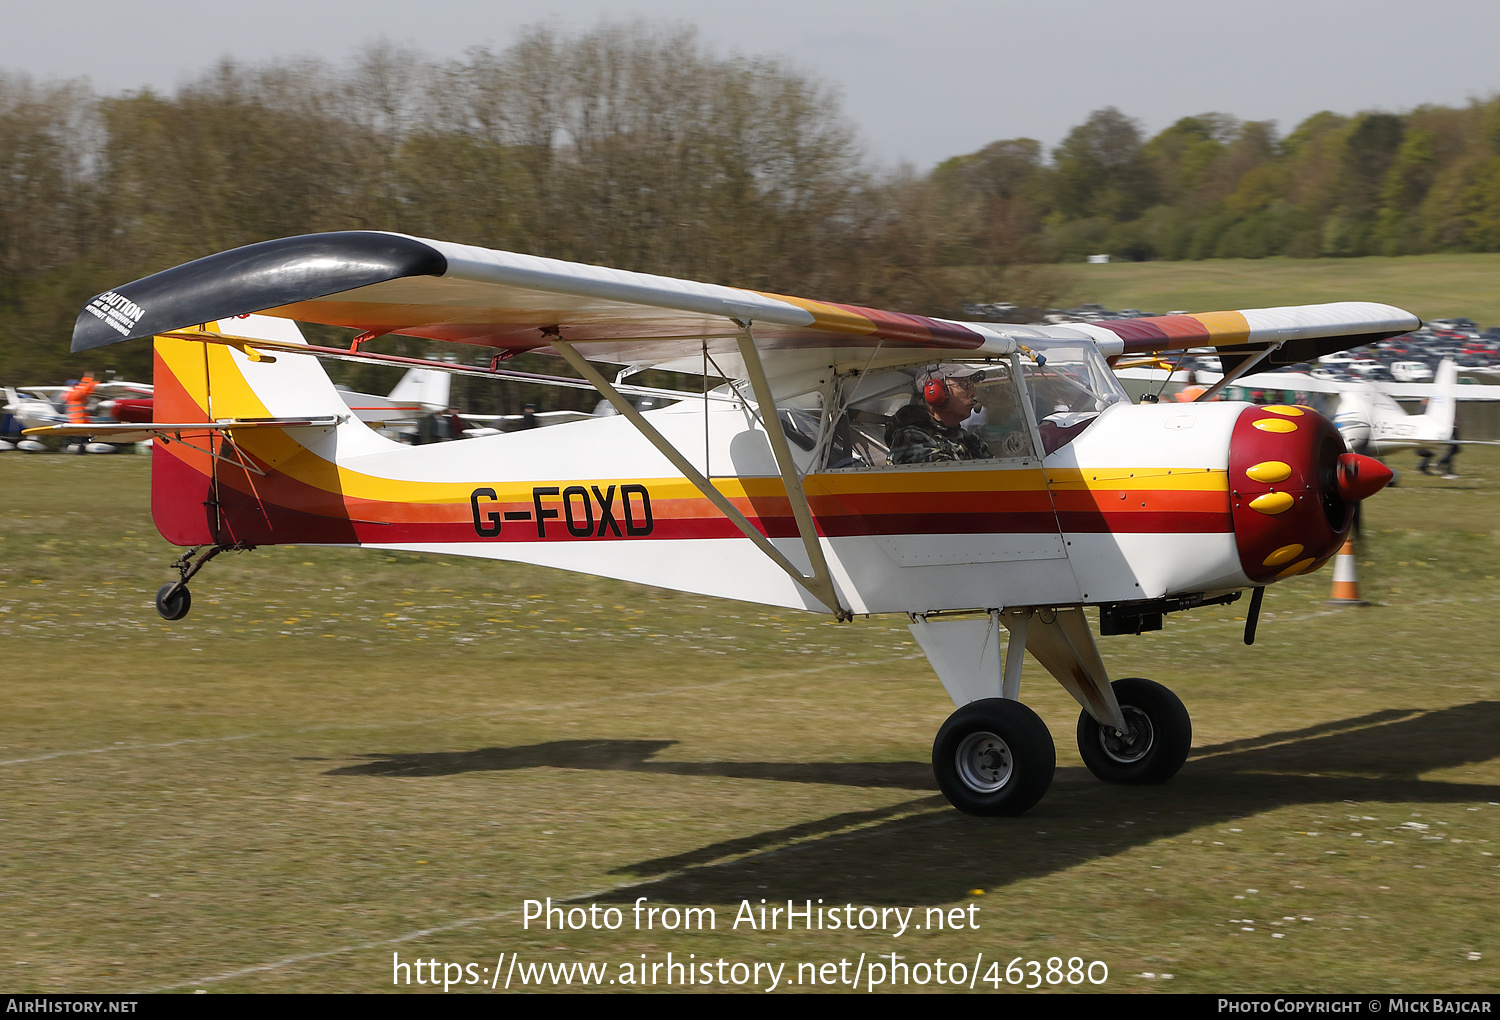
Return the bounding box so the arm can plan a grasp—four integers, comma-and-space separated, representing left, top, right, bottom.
71, 231, 1420, 376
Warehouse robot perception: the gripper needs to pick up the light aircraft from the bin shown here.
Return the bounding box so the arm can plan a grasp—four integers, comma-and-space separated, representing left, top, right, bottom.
456, 395, 677, 437
1121, 358, 1500, 460
1233, 360, 1500, 459
4, 379, 155, 429
4, 379, 154, 452
33, 231, 1418, 816
4, 354, 450, 451
336, 363, 452, 431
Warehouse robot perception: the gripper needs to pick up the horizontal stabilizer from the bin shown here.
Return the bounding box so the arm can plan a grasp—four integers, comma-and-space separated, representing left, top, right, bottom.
25, 416, 342, 440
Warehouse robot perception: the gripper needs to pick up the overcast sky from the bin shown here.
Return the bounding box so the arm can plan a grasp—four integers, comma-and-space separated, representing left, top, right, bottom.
8, 0, 1500, 169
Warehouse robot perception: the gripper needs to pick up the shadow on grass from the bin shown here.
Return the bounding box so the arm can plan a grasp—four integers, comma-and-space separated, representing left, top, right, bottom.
328, 702, 1500, 905
327, 739, 934, 790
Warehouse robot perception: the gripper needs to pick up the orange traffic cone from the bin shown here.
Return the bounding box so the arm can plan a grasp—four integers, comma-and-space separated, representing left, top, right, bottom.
1327, 535, 1367, 605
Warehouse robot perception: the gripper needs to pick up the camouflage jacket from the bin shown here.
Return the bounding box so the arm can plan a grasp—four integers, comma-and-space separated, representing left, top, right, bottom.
885, 406, 992, 464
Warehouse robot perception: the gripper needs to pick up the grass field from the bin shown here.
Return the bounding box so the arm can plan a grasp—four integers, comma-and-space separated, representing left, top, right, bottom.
1, 450, 1497, 994
1054, 253, 1500, 326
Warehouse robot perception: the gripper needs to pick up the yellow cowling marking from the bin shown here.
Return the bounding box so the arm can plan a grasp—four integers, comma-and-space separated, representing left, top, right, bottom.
1186, 310, 1250, 346
1261, 404, 1304, 416
1246, 461, 1292, 483
1262, 543, 1305, 566
1249, 491, 1295, 515
1253, 418, 1297, 433
1275, 557, 1317, 578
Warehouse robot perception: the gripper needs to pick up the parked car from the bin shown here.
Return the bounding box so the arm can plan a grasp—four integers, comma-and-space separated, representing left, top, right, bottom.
1391, 361, 1434, 382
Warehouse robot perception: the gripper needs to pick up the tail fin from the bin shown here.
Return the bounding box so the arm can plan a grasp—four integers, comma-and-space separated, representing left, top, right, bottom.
1421, 359, 1459, 440
151, 314, 398, 547
387, 366, 451, 412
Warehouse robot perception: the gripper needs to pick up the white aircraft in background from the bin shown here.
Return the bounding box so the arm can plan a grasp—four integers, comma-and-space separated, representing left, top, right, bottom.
1231, 360, 1500, 459
3, 361, 450, 451
2, 379, 154, 452
338, 366, 452, 431
1118, 358, 1500, 462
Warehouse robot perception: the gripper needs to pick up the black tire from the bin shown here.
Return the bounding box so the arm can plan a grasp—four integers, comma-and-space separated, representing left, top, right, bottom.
932, 698, 1055, 816
155, 583, 191, 621
1076, 677, 1191, 784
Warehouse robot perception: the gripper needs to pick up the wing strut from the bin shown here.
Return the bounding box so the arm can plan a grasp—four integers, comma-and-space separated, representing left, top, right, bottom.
550, 330, 851, 620
1195, 340, 1287, 402
733, 321, 848, 620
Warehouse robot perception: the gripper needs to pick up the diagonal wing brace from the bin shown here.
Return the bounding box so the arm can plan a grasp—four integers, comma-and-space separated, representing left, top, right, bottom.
550, 326, 851, 620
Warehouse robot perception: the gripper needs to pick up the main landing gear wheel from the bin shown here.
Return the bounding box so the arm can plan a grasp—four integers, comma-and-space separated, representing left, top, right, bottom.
932, 698, 1055, 816
155, 583, 191, 621
1076, 677, 1191, 784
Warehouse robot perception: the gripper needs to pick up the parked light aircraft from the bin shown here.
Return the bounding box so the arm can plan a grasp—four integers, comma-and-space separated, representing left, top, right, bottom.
1122, 358, 1500, 457
336, 363, 452, 430
1233, 360, 1500, 457
33, 231, 1418, 815
4, 379, 154, 429
4, 379, 154, 452
4, 353, 450, 451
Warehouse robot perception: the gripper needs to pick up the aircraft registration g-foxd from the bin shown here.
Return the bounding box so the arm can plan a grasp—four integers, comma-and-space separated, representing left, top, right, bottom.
40, 231, 1418, 816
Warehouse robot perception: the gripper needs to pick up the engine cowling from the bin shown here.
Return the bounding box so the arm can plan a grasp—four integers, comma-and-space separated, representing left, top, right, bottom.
1228, 404, 1391, 583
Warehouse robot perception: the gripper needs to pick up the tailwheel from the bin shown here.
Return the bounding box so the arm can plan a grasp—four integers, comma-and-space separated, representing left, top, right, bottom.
1076, 677, 1191, 784
151, 543, 247, 622
932, 698, 1055, 816
155, 583, 191, 621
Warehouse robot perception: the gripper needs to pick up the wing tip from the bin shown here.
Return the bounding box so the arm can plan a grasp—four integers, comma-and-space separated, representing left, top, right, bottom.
68, 231, 448, 353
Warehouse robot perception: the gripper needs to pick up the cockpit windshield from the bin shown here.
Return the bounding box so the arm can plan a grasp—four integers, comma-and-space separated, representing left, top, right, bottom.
817, 344, 1125, 471
1020, 342, 1129, 419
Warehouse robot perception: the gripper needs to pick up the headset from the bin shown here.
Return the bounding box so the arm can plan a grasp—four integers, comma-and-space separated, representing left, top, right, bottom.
922, 369, 985, 408
923, 377, 951, 407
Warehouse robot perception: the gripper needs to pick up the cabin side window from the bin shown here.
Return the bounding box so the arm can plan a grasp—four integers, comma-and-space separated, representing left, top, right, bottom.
819, 360, 1036, 471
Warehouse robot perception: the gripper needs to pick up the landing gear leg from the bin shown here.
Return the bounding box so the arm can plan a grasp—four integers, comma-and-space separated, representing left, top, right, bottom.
153, 543, 249, 621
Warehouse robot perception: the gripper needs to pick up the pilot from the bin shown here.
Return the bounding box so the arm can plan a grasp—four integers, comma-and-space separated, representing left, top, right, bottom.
886, 366, 992, 464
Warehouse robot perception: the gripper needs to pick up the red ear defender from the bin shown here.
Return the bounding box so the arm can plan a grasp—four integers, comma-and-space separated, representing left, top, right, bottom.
924, 378, 949, 406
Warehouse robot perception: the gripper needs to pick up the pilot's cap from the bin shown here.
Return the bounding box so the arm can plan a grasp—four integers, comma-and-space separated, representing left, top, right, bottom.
930, 363, 987, 384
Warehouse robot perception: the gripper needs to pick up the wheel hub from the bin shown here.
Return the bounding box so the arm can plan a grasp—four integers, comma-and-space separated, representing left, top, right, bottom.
955, 730, 1014, 792
1100, 706, 1154, 764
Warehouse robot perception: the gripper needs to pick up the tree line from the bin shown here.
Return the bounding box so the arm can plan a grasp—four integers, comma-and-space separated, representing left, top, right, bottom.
4, 23, 1500, 387
0, 25, 1007, 389
944, 102, 1500, 264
